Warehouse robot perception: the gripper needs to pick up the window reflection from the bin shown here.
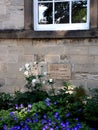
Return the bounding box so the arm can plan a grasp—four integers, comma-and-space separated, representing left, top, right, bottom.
38, 0, 87, 25
38, 3, 53, 24
72, 0, 87, 23
55, 2, 69, 23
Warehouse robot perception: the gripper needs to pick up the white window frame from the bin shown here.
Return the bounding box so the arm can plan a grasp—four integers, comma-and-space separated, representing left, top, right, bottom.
34, 0, 90, 31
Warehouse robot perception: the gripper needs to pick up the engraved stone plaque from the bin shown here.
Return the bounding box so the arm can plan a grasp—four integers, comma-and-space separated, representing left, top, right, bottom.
48, 64, 71, 80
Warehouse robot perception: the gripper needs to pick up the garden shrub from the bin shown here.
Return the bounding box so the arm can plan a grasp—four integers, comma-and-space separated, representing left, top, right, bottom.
13, 90, 48, 107
0, 92, 14, 110
0, 98, 93, 130
0, 61, 98, 129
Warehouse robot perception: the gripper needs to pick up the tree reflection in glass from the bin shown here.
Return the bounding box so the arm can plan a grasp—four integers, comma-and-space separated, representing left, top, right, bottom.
38, 3, 53, 24
55, 2, 69, 23
72, 0, 87, 23
38, 0, 87, 24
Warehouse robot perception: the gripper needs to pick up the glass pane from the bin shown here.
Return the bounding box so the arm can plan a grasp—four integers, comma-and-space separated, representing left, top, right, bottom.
38, 3, 53, 24
55, 2, 69, 24
38, 0, 52, 1
72, 0, 87, 23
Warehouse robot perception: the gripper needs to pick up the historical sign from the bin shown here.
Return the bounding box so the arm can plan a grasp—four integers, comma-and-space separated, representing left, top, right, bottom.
48, 63, 71, 80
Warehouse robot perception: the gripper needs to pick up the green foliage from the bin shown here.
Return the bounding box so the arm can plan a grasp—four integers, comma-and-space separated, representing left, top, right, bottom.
0, 90, 48, 110
1, 61, 98, 130
0, 98, 92, 130
13, 90, 48, 106
0, 92, 13, 110
83, 88, 98, 122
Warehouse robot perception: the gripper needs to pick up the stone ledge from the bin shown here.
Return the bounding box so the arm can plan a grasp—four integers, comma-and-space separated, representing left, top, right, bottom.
0, 29, 98, 39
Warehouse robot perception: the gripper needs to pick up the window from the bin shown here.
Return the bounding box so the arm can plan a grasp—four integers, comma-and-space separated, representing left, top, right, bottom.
34, 0, 90, 31
0, 0, 98, 39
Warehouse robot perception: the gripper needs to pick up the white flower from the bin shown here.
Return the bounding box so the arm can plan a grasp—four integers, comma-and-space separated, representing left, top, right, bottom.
43, 72, 47, 75
32, 79, 36, 83
24, 71, 29, 76
42, 80, 46, 84
68, 91, 73, 94
49, 79, 53, 83
25, 63, 30, 70
33, 62, 37, 65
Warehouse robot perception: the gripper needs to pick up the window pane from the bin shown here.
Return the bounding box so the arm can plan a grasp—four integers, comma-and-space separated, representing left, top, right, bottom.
72, 0, 87, 23
38, 0, 52, 1
55, 2, 69, 23
38, 3, 53, 24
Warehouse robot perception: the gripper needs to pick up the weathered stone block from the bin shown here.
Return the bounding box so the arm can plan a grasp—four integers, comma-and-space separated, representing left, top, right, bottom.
45, 55, 60, 63
69, 55, 89, 64
89, 46, 98, 55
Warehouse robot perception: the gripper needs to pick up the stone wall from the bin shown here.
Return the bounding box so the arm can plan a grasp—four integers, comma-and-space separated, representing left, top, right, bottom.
0, 0, 24, 29
0, 39, 98, 93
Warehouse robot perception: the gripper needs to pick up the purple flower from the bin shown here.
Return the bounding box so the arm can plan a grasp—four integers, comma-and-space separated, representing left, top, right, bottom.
20, 121, 24, 126
15, 104, 18, 110
43, 114, 47, 118
25, 118, 32, 123
45, 98, 51, 106
27, 109, 30, 112
61, 122, 66, 128
33, 118, 38, 123
20, 104, 24, 109
76, 122, 82, 128
55, 126, 59, 129
53, 101, 57, 105
28, 104, 32, 109
14, 117, 18, 122
66, 113, 70, 117
75, 118, 79, 121
44, 125, 48, 129
54, 112, 59, 116
10, 111, 14, 117
50, 128, 54, 130
3, 125, 7, 130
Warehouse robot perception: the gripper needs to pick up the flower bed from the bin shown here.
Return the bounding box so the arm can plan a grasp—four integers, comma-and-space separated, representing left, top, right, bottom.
0, 61, 98, 130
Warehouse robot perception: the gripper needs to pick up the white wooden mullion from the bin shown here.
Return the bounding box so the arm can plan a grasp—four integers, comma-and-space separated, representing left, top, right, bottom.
69, 0, 72, 23
34, 0, 39, 30
87, 0, 90, 25
53, 0, 55, 24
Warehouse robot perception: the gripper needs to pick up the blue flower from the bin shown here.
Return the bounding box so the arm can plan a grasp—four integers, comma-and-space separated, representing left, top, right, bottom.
43, 114, 47, 119
53, 101, 57, 105
41, 119, 47, 124
28, 104, 32, 109
20, 121, 24, 126
55, 126, 59, 129
20, 104, 24, 109
91, 128, 95, 130
76, 122, 82, 128
44, 125, 48, 129
15, 104, 18, 110
14, 117, 18, 122
61, 122, 66, 127
33, 118, 38, 123
10, 111, 14, 117
3, 125, 7, 130
65, 113, 70, 117
25, 118, 32, 123
45, 98, 51, 106
75, 118, 79, 121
